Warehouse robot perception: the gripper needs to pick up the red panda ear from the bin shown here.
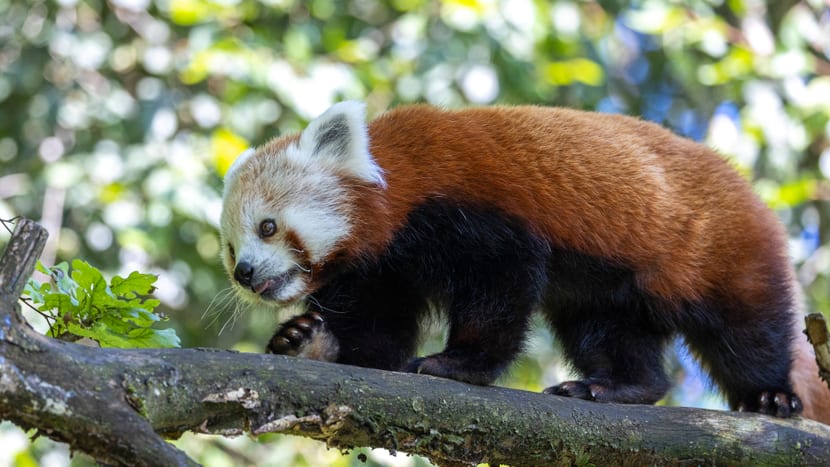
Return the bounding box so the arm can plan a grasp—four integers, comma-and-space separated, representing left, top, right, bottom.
299, 101, 386, 187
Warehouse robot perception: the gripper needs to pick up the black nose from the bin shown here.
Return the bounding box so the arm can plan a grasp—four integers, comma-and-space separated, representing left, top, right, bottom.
234, 261, 254, 286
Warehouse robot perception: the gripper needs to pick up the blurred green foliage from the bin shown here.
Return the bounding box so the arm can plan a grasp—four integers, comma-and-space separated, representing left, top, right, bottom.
2, 0, 830, 465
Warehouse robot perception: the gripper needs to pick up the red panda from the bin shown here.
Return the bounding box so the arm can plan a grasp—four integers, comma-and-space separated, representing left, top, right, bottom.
220, 101, 830, 422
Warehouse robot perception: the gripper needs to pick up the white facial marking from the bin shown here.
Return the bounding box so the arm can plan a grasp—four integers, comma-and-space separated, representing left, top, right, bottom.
282, 204, 349, 263
277, 275, 307, 303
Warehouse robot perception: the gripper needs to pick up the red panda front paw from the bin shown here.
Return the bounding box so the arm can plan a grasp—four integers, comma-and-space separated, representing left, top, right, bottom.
543, 380, 600, 401
266, 312, 325, 356
738, 391, 803, 418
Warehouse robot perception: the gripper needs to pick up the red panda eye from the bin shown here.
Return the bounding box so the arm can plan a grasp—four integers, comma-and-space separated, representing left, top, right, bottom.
228, 244, 236, 262
259, 219, 277, 238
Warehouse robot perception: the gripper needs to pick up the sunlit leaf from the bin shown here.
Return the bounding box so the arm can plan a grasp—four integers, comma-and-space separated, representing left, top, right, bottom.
543, 58, 604, 86
168, 0, 220, 25
111, 271, 157, 297
212, 128, 250, 177
99, 182, 126, 204
757, 178, 817, 209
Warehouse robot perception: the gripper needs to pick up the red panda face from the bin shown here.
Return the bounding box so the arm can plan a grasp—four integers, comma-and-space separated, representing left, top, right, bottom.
219, 101, 384, 306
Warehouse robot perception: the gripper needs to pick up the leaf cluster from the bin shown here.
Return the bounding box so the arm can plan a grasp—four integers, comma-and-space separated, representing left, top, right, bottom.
22, 260, 180, 349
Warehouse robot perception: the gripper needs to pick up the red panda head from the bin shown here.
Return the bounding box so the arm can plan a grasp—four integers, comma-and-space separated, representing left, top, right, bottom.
220, 101, 385, 305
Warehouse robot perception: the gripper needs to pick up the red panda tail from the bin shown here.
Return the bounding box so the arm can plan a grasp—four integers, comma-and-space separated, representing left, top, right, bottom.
792, 319, 830, 424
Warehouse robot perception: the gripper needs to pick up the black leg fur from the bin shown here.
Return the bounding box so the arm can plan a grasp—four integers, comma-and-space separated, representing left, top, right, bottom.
310, 269, 427, 371
405, 259, 545, 385
680, 295, 802, 417
544, 304, 672, 404
537, 249, 673, 404
390, 201, 549, 385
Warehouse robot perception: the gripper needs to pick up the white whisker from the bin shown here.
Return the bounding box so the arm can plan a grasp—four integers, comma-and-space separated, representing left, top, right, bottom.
203, 287, 252, 335
306, 295, 345, 315
218, 299, 246, 336
289, 260, 311, 273
203, 288, 235, 323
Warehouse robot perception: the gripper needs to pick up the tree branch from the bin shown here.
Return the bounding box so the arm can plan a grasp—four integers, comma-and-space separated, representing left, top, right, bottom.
0, 218, 48, 299
0, 218, 197, 466
805, 313, 830, 389
3, 219, 830, 466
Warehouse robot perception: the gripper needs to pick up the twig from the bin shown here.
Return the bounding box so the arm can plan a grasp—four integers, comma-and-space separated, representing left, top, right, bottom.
805, 313, 830, 388
17, 296, 58, 337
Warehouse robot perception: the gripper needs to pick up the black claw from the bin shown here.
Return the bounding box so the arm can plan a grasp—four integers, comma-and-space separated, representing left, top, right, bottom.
543, 381, 594, 400
791, 395, 803, 413
267, 336, 292, 354
266, 312, 326, 355
737, 391, 802, 418
293, 320, 314, 332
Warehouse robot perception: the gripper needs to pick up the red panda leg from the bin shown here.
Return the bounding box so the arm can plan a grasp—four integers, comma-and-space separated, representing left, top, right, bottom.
390, 199, 549, 385
268, 270, 427, 371
404, 283, 540, 386
680, 297, 802, 417
543, 305, 672, 404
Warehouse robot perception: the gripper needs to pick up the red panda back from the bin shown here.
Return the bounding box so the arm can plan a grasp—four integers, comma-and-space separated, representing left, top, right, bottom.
367, 105, 780, 304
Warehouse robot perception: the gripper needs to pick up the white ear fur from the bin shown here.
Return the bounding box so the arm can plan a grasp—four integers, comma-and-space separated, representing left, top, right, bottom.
299, 101, 385, 187
223, 147, 256, 195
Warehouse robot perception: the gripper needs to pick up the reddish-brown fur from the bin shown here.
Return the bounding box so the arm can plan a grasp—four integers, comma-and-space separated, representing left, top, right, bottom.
341, 106, 771, 302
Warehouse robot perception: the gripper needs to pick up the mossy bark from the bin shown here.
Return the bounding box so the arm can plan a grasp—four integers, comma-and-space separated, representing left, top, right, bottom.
3, 218, 830, 466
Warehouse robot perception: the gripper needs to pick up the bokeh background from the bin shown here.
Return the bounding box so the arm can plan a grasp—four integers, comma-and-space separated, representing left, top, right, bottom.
2, 0, 830, 465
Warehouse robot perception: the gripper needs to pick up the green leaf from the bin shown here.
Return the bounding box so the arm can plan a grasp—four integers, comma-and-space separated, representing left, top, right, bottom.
68, 320, 180, 349
22, 277, 45, 304
122, 307, 161, 327
71, 259, 114, 315
68, 322, 133, 348
111, 271, 158, 297
41, 293, 78, 315
34, 260, 50, 276
128, 327, 181, 349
